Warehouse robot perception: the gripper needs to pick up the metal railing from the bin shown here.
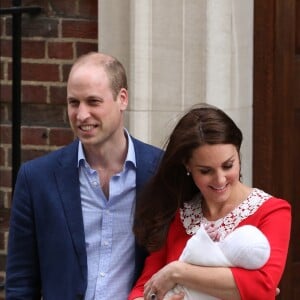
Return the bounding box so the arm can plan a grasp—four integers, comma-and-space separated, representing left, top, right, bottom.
0, 0, 41, 191
0, 1, 41, 292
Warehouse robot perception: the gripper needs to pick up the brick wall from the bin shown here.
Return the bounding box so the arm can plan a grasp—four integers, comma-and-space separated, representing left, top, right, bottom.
0, 0, 98, 297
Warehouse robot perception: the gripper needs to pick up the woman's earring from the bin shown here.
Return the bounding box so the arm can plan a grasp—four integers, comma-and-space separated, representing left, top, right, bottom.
186, 171, 190, 176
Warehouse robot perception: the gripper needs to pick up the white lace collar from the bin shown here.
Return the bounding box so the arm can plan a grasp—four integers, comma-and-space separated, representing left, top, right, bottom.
179, 188, 271, 240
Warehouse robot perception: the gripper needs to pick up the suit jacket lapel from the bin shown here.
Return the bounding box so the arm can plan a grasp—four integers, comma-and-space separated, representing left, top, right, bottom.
132, 137, 161, 193
55, 140, 87, 279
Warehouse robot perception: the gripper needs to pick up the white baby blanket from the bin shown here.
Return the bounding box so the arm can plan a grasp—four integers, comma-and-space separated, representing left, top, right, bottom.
164, 225, 270, 300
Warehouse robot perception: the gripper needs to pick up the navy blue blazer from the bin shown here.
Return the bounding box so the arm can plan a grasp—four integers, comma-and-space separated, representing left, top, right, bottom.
6, 137, 163, 300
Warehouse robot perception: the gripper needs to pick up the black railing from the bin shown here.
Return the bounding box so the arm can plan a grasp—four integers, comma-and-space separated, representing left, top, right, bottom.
0, 1, 41, 191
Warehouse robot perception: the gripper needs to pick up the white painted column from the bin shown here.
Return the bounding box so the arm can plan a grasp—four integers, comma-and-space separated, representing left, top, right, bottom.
205, 0, 232, 108
127, 0, 153, 141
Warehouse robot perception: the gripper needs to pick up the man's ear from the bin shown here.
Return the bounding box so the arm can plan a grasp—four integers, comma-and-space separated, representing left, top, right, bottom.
118, 88, 128, 110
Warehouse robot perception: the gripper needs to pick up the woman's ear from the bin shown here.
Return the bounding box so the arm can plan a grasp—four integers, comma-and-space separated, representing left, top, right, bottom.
184, 163, 191, 176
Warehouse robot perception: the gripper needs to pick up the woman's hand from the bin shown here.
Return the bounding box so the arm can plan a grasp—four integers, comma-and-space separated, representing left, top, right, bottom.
136, 294, 184, 300
143, 261, 181, 300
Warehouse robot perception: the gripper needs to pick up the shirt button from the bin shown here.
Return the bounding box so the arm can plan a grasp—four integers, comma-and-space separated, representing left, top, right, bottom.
92, 181, 98, 186
100, 272, 105, 277
103, 241, 109, 246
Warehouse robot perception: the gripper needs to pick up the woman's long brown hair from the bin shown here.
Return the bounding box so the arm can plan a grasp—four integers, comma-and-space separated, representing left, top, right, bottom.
134, 104, 243, 252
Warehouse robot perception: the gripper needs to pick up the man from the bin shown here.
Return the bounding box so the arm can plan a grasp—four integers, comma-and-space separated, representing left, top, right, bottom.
5, 52, 163, 299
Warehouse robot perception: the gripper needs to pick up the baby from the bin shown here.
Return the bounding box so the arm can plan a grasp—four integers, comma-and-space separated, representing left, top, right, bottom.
164, 225, 270, 300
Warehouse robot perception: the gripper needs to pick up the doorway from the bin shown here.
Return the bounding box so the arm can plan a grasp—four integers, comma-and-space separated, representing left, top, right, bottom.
253, 0, 299, 298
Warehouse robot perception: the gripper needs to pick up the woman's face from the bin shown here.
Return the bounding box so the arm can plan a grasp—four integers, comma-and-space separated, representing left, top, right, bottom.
185, 144, 241, 204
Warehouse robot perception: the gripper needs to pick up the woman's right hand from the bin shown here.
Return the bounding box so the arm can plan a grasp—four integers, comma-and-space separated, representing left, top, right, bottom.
143, 262, 179, 299
137, 291, 184, 300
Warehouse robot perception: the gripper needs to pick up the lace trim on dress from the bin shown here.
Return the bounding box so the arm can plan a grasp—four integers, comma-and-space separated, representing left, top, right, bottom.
179, 188, 271, 240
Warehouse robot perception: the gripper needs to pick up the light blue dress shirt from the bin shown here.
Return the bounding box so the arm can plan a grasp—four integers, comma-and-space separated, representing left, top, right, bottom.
78, 131, 136, 299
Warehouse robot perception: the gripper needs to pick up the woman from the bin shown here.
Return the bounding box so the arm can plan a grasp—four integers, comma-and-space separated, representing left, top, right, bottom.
128, 104, 291, 300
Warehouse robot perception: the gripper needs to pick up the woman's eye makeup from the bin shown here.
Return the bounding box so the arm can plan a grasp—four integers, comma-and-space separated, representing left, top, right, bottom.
199, 168, 211, 174
197, 162, 234, 174
223, 163, 233, 170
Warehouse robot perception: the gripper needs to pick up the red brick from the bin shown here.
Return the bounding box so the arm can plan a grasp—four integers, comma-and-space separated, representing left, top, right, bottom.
21, 126, 49, 145
0, 38, 12, 58
0, 62, 6, 80
0, 125, 11, 144
3, 16, 12, 37
48, 41, 74, 59
50, 86, 67, 105
0, 147, 5, 166
21, 148, 51, 162
1, 191, 12, 208
0, 208, 10, 232
76, 42, 98, 57
6, 17, 59, 38
62, 64, 73, 82
7, 147, 11, 167
0, 17, 5, 36
0, 232, 6, 251
0, 254, 6, 273
23, 40, 46, 59
0, 84, 12, 103
0, 103, 10, 123
49, 127, 74, 146
1, 15, 9, 39
0, 191, 5, 207
79, 0, 98, 19
6, 62, 11, 81
22, 85, 47, 104
0, 62, 3, 81
5, 191, 12, 208
1, 0, 13, 7
47, 0, 78, 16
62, 20, 98, 39
22, 0, 49, 16
22, 104, 67, 127
0, 169, 11, 188
22, 63, 60, 82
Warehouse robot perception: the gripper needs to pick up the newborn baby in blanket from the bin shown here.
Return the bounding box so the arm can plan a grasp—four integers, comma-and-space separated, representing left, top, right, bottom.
164, 225, 270, 300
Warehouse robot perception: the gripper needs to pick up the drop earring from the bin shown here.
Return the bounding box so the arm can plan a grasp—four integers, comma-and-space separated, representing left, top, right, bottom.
186, 171, 190, 176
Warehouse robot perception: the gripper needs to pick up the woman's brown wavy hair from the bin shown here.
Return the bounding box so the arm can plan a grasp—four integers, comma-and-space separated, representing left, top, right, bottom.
133, 103, 243, 252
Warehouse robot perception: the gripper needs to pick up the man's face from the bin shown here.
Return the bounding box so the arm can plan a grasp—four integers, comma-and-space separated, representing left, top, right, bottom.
67, 64, 128, 149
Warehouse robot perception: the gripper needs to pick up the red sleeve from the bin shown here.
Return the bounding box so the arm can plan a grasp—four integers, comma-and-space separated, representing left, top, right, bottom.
128, 245, 167, 300
128, 211, 189, 300
231, 197, 291, 300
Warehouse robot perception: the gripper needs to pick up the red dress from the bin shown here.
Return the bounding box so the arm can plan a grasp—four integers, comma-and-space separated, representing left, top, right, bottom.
128, 189, 291, 300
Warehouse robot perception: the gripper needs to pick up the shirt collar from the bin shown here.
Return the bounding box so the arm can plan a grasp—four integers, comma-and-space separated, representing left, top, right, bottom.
77, 129, 136, 169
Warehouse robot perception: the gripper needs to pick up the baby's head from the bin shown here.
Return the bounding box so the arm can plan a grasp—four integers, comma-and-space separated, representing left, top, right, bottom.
219, 225, 270, 269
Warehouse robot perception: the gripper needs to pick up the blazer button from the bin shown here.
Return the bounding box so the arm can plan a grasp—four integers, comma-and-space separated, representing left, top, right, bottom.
76, 295, 83, 300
